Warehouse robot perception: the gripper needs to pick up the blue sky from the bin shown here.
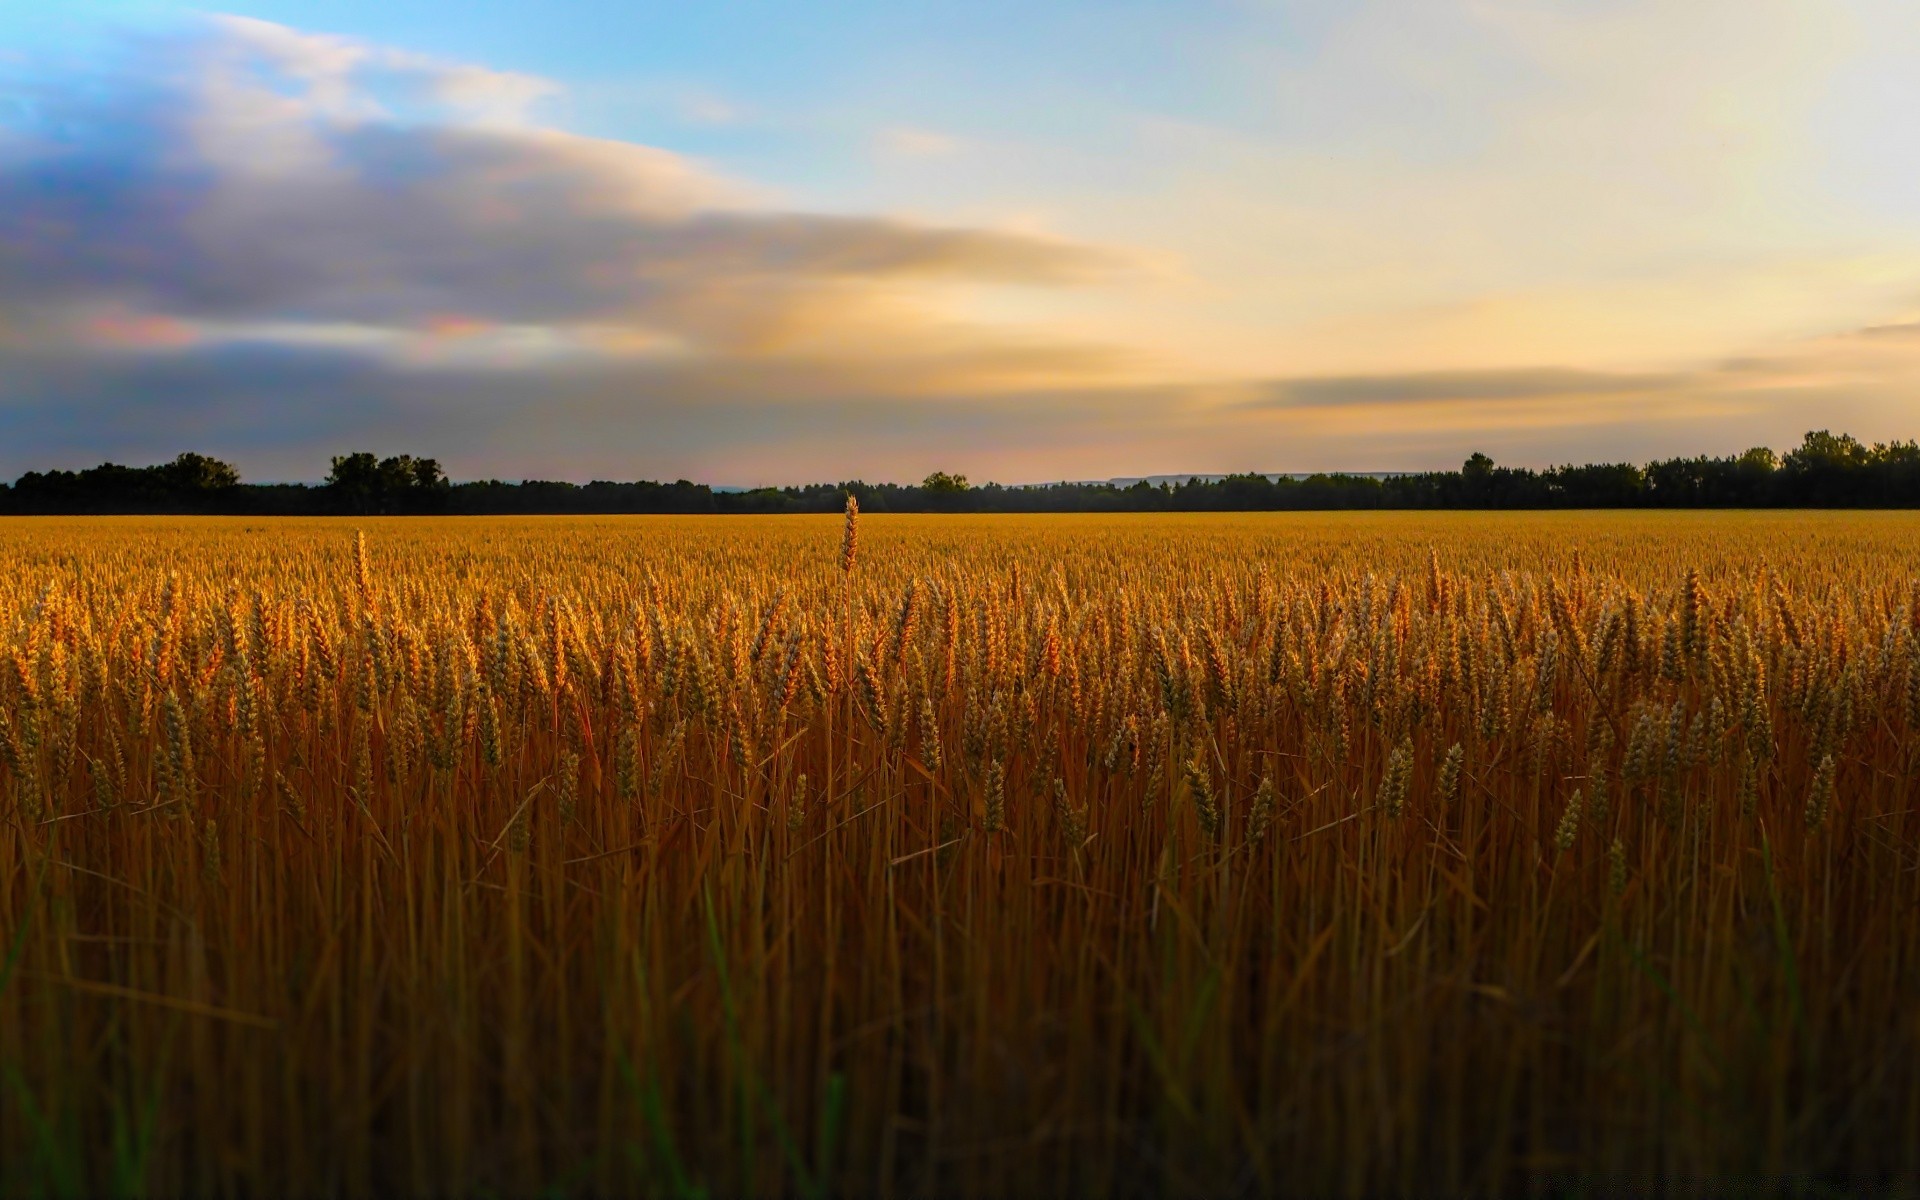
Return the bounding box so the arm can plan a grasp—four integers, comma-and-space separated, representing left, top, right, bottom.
3, 1, 1920, 483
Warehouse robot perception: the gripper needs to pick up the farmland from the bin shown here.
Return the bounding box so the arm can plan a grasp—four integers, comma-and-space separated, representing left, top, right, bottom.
2, 511, 1918, 1196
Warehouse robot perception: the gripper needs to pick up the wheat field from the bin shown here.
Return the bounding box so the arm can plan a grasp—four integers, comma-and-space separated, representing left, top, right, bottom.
2, 511, 1917, 1197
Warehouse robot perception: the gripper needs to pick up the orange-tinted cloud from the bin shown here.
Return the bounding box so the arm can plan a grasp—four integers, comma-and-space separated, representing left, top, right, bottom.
0, 18, 1136, 392
423, 315, 496, 339
82, 310, 200, 350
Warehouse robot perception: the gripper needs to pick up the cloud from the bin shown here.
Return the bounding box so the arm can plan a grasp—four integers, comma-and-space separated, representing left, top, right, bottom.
1243, 368, 1691, 408
0, 17, 1130, 376
1209, 324, 1920, 468
0, 337, 1184, 483
1018, 0, 1920, 384
7, 301, 1919, 485
209, 14, 561, 126
1854, 320, 1920, 340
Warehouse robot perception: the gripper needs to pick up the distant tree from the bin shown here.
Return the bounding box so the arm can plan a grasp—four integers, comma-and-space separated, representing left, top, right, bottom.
327, 452, 382, 514
1784, 430, 1871, 473
1874, 440, 1920, 506
327, 452, 449, 514
1782, 430, 1873, 505
21, 429, 1920, 515
159, 452, 241, 493
373, 454, 441, 495
1544, 462, 1645, 507
1460, 452, 1496, 505
1646, 457, 1710, 506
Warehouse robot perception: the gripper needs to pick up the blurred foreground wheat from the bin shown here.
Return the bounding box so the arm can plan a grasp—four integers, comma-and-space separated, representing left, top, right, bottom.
2, 511, 1918, 1196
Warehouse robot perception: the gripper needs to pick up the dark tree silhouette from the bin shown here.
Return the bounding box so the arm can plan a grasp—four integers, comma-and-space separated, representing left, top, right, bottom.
9, 432, 1920, 514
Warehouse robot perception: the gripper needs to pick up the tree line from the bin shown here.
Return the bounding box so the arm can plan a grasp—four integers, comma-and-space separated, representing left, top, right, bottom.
4, 431, 1920, 514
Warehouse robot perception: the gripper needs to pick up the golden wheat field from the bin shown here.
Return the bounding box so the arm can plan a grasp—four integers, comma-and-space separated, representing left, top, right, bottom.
2, 510, 1918, 1197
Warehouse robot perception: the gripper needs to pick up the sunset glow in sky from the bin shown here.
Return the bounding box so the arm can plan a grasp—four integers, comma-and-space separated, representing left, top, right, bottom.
4, 1, 1920, 482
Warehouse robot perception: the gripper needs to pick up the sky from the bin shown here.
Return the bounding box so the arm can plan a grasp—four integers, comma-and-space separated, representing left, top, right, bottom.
3, 1, 1920, 484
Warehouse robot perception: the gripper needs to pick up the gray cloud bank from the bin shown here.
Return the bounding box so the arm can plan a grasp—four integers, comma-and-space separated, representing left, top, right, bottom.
1244, 368, 1692, 408
0, 21, 1115, 343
